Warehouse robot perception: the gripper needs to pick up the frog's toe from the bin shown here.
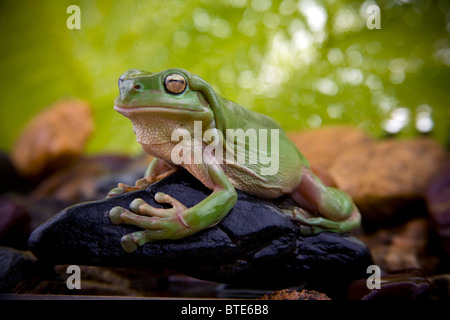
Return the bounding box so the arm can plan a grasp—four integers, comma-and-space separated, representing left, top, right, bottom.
129, 198, 147, 212
106, 187, 126, 198
121, 234, 138, 253
154, 192, 187, 213
109, 206, 125, 225
127, 197, 172, 218
120, 230, 171, 253
154, 192, 166, 202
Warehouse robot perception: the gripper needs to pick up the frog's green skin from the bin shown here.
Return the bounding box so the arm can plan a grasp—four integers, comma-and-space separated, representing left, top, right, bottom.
108, 68, 361, 253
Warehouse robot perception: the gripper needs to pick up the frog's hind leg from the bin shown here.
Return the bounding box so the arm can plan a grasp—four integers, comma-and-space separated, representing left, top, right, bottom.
287, 166, 361, 235
284, 206, 360, 235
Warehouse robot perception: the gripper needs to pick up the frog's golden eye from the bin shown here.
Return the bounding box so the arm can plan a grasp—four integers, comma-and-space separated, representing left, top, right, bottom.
164, 73, 187, 94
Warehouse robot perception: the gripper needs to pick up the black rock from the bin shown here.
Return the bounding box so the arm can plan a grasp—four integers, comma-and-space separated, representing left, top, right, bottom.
29, 170, 372, 289
0, 247, 53, 293
0, 247, 35, 292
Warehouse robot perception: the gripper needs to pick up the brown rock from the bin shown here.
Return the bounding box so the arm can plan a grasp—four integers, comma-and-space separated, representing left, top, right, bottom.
287, 126, 374, 170
12, 100, 93, 178
261, 289, 330, 300
426, 157, 450, 253
330, 138, 447, 225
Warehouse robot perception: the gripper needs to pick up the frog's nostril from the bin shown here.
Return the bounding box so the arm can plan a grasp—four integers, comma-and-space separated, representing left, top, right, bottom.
133, 84, 141, 90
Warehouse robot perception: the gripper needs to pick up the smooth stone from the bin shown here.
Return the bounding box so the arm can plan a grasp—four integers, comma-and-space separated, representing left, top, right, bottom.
29, 170, 373, 288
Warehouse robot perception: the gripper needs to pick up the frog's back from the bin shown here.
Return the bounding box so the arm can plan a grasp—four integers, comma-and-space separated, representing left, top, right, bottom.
217, 97, 281, 132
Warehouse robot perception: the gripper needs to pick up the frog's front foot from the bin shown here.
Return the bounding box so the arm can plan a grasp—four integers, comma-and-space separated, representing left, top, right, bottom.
108, 192, 192, 253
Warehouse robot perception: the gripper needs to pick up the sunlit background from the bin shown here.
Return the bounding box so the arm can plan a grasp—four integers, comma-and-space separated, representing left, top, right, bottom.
0, 0, 449, 155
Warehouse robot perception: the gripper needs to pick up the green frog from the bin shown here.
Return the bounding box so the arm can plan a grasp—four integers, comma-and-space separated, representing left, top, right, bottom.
108, 68, 361, 253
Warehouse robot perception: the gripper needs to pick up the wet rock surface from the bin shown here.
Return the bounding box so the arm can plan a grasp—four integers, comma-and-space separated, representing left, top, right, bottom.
28, 169, 372, 288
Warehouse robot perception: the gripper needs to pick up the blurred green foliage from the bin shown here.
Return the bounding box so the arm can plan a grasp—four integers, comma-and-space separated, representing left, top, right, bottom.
0, 0, 449, 155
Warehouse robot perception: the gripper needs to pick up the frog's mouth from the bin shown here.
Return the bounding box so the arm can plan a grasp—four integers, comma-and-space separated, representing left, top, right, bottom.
114, 105, 208, 116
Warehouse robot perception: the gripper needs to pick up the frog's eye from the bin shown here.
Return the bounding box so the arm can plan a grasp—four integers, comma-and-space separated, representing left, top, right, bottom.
164, 73, 187, 94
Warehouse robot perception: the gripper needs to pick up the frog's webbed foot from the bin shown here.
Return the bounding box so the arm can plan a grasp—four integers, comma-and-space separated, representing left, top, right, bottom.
109, 192, 190, 253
